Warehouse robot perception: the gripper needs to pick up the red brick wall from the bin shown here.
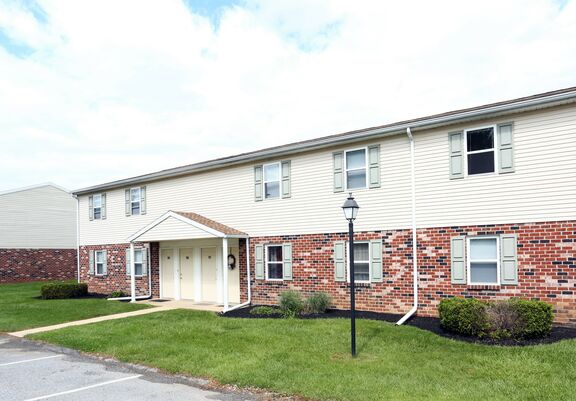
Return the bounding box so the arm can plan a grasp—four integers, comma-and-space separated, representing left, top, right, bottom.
249, 220, 576, 325
79, 243, 160, 297
0, 248, 77, 283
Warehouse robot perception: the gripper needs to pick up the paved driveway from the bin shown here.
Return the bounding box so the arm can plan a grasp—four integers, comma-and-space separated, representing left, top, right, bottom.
0, 336, 263, 401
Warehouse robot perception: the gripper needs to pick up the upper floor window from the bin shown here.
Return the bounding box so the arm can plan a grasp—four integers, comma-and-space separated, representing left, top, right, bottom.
131, 187, 141, 215
266, 245, 284, 280
89, 193, 106, 221
264, 163, 280, 199
125, 186, 147, 216
466, 127, 495, 175
345, 149, 367, 189
93, 194, 102, 219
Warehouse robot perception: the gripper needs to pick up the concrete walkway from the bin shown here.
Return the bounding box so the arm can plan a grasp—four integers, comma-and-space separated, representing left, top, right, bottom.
9, 300, 223, 338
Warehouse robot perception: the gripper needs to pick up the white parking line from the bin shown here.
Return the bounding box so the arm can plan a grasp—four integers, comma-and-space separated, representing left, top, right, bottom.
0, 355, 62, 367
21, 375, 142, 401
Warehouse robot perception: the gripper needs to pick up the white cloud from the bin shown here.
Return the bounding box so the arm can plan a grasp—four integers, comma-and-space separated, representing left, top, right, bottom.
0, 0, 574, 191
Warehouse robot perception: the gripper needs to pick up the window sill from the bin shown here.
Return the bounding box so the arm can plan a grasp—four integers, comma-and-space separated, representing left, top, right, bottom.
467, 284, 500, 291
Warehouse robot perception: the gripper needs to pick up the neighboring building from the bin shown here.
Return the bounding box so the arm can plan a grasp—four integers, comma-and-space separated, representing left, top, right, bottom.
0, 183, 77, 283
74, 87, 576, 325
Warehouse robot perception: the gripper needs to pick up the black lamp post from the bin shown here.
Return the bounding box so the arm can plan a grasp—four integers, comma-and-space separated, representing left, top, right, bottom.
342, 192, 359, 357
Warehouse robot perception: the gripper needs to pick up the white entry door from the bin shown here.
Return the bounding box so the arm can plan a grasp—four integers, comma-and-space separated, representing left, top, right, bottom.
180, 248, 194, 300
161, 249, 175, 299
201, 248, 217, 303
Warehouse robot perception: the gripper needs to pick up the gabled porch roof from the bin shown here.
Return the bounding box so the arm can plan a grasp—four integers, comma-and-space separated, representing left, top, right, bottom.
127, 210, 248, 243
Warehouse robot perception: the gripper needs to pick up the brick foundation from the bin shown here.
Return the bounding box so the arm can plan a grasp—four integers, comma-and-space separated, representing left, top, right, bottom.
80, 220, 575, 325
0, 248, 77, 283
249, 220, 576, 326
79, 243, 160, 297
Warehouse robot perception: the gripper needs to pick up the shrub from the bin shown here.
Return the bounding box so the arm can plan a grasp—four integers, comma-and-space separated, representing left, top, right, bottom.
439, 297, 554, 340
439, 297, 489, 337
250, 306, 279, 316
305, 292, 332, 314
510, 298, 554, 339
108, 290, 126, 298
279, 290, 304, 318
41, 282, 88, 300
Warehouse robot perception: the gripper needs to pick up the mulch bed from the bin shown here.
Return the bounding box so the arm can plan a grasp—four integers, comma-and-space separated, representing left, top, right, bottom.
221, 305, 576, 346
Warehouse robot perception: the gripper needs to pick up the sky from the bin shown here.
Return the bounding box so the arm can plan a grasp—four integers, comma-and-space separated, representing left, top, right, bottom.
0, 0, 574, 192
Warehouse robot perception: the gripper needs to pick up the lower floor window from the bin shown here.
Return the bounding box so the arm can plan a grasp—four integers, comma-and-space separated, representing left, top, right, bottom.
266, 245, 283, 280
95, 250, 106, 275
468, 237, 499, 284
134, 249, 143, 276
350, 242, 370, 282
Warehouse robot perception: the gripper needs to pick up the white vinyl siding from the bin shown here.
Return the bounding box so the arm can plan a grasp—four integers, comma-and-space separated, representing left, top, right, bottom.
78, 104, 576, 245
0, 185, 77, 249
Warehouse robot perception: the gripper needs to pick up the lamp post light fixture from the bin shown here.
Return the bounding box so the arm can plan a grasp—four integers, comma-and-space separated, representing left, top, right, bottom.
342, 192, 359, 357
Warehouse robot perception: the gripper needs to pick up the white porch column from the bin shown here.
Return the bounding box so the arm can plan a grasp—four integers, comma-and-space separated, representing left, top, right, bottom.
222, 237, 229, 310
130, 242, 136, 302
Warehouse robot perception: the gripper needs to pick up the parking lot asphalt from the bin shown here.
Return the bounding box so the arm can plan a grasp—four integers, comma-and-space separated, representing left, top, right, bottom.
0, 336, 263, 401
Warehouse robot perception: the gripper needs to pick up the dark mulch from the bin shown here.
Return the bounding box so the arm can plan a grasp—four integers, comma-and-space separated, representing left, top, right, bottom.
221, 305, 576, 346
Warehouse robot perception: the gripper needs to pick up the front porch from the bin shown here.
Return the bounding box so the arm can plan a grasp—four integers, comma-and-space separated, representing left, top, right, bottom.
128, 211, 250, 311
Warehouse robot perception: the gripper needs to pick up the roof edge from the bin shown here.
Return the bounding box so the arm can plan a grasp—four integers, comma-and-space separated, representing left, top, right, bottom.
74, 86, 576, 195
0, 182, 71, 197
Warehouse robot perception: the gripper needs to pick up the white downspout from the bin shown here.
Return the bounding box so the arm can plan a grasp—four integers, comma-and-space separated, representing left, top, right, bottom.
397, 127, 418, 325
224, 237, 251, 312
130, 242, 136, 302
74, 195, 80, 283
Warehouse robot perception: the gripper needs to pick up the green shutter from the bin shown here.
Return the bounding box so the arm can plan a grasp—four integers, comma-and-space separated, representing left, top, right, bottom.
368, 145, 381, 189
451, 236, 466, 284
140, 186, 147, 215
101, 193, 107, 220
126, 248, 131, 275
333, 152, 344, 192
89, 250, 95, 275
142, 248, 149, 276
370, 239, 383, 282
449, 132, 464, 180
500, 234, 518, 285
255, 244, 264, 279
125, 189, 131, 216
102, 250, 108, 275
334, 241, 346, 281
498, 123, 515, 174
281, 160, 291, 199
254, 165, 263, 202
88, 196, 94, 221
283, 243, 293, 280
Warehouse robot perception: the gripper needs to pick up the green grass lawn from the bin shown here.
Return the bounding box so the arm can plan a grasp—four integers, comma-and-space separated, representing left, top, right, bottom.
0, 281, 150, 332
30, 309, 576, 401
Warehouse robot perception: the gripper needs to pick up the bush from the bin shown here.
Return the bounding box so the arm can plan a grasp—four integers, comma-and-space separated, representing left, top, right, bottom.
510, 298, 554, 339
250, 306, 279, 316
41, 282, 88, 300
279, 290, 304, 318
305, 292, 332, 314
439, 298, 489, 337
439, 297, 554, 340
108, 290, 126, 298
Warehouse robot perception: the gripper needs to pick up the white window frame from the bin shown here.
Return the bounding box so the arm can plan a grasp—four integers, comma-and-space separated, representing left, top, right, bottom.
93, 193, 102, 220
346, 241, 371, 284
265, 244, 284, 281
344, 147, 368, 190
134, 249, 144, 277
130, 187, 141, 215
263, 162, 281, 200
467, 236, 500, 285
95, 250, 106, 276
464, 125, 498, 177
